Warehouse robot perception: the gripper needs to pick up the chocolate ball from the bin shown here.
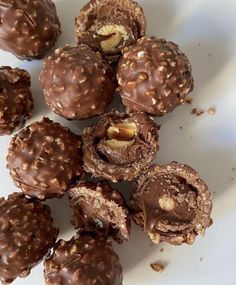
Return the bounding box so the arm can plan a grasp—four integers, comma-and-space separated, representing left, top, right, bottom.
83, 111, 159, 182
7, 117, 82, 200
130, 162, 213, 245
0, 192, 58, 284
0, 66, 33, 135
44, 234, 123, 285
40, 45, 115, 120
117, 37, 194, 116
75, 0, 146, 64
69, 181, 131, 243
0, 0, 61, 60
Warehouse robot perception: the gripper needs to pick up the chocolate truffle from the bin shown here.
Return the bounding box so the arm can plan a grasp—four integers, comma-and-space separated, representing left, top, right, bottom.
0, 0, 61, 60
7, 117, 82, 200
0, 192, 58, 284
69, 181, 131, 243
44, 234, 123, 285
83, 111, 159, 182
75, 0, 146, 63
0, 66, 33, 135
117, 37, 194, 116
40, 45, 115, 120
130, 162, 213, 245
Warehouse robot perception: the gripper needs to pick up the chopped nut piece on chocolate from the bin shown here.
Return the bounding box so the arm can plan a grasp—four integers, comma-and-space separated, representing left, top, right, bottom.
75, 0, 146, 64
69, 181, 131, 243
117, 37, 194, 116
7, 117, 82, 200
40, 45, 115, 120
130, 162, 213, 245
44, 234, 123, 285
150, 263, 165, 273
82, 111, 159, 182
0, 66, 33, 135
0, 0, 61, 60
0, 192, 58, 284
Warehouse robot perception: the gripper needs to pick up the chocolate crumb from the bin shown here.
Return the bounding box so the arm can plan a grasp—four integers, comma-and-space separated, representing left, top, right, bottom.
160, 248, 164, 253
232, 168, 236, 171
150, 263, 164, 273
207, 107, 216, 115
179, 126, 183, 130
231, 177, 234, 181
191, 108, 205, 116
200, 257, 203, 262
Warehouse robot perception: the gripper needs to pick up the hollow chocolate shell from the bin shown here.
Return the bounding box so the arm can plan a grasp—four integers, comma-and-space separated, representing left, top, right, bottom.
75, 0, 146, 64
7, 117, 82, 200
0, 0, 61, 60
44, 234, 123, 285
69, 181, 131, 243
82, 111, 159, 182
117, 37, 194, 116
0, 66, 33, 135
0, 192, 58, 284
40, 45, 115, 120
130, 162, 213, 245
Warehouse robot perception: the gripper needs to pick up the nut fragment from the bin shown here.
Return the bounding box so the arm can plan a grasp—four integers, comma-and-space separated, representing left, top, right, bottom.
98, 24, 129, 52
150, 263, 165, 273
159, 195, 175, 211
105, 139, 134, 148
107, 122, 137, 141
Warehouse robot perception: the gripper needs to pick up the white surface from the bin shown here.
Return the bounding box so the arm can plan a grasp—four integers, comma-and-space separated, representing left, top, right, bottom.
0, 0, 236, 284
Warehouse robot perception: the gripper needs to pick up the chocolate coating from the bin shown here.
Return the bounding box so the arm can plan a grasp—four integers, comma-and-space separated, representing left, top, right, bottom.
75, 0, 146, 63
40, 45, 115, 120
7, 117, 82, 200
0, 192, 58, 284
117, 37, 194, 116
44, 234, 123, 285
0, 66, 33, 135
130, 162, 213, 245
0, 0, 61, 60
69, 181, 131, 243
83, 111, 159, 182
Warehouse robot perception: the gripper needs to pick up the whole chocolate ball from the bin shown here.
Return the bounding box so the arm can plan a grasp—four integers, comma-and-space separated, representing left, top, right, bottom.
69, 181, 131, 243
0, 66, 33, 135
83, 111, 159, 182
130, 162, 213, 245
40, 45, 115, 120
0, 0, 61, 60
7, 117, 82, 200
0, 192, 58, 284
117, 37, 194, 116
75, 0, 146, 64
44, 234, 123, 285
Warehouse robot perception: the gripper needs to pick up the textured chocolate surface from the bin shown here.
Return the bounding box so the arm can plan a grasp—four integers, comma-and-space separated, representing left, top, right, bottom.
75, 0, 146, 63
69, 181, 131, 243
130, 162, 213, 245
83, 111, 159, 182
117, 37, 194, 116
7, 117, 82, 200
44, 234, 123, 285
0, 66, 33, 135
0, 0, 61, 60
40, 45, 115, 120
0, 192, 58, 284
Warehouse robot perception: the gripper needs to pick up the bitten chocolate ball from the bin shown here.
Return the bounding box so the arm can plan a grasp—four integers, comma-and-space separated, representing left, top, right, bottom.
117, 37, 194, 116
44, 234, 123, 285
7, 117, 82, 200
83, 111, 159, 182
130, 162, 213, 245
0, 66, 33, 135
69, 181, 131, 243
0, 0, 61, 60
0, 192, 58, 284
40, 45, 115, 120
75, 0, 146, 64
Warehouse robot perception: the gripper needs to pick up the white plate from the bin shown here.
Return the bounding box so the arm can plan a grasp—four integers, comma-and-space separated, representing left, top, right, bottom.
0, 0, 236, 284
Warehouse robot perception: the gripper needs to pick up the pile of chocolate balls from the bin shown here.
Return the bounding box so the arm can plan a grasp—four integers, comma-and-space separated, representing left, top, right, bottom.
0, 0, 213, 284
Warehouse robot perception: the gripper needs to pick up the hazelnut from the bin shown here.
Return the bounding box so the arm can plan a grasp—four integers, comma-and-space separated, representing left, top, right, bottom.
159, 195, 175, 211
97, 24, 129, 52
105, 139, 134, 149
107, 122, 137, 141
